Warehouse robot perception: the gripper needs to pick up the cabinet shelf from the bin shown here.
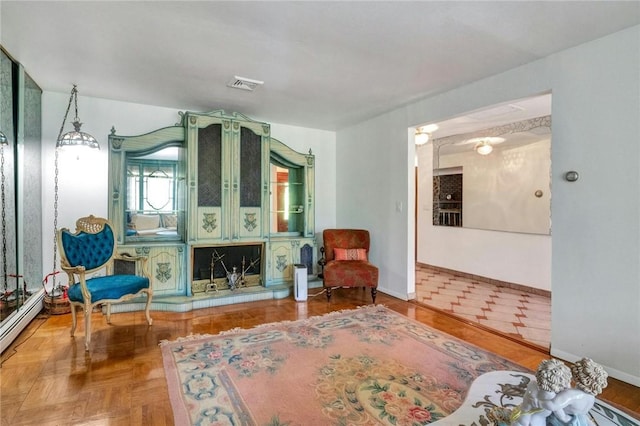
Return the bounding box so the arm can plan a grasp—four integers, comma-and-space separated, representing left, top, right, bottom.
271, 181, 303, 186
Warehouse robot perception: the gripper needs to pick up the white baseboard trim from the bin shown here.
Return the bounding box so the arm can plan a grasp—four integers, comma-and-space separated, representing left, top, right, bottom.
551, 348, 640, 387
378, 286, 410, 301
1, 288, 44, 354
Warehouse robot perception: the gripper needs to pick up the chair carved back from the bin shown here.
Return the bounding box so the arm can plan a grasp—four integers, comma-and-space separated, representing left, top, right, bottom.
58, 215, 117, 274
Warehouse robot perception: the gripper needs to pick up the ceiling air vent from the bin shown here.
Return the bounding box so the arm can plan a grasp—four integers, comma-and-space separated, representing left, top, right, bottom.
467, 104, 525, 121
226, 76, 264, 92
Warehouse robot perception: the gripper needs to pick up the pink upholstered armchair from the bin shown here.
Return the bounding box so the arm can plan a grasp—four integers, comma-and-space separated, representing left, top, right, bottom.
322, 229, 379, 303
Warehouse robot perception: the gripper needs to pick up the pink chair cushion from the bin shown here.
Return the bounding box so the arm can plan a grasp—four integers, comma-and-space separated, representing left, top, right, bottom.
334, 248, 368, 261
323, 229, 370, 262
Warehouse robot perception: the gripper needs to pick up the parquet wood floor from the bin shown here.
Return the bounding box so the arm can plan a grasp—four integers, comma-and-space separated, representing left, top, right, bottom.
1, 290, 639, 425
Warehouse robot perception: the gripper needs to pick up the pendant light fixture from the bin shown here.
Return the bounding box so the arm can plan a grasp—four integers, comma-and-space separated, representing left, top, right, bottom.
46, 85, 99, 312
56, 85, 99, 150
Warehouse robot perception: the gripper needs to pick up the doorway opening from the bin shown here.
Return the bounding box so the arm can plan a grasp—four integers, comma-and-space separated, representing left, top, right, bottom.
412, 93, 552, 349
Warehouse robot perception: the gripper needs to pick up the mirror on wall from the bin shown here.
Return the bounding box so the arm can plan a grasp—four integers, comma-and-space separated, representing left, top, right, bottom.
427, 94, 552, 235
0, 47, 42, 334
0, 50, 19, 322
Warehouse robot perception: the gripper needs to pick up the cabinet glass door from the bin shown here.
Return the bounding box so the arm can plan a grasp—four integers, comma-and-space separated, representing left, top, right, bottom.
186, 112, 269, 242
269, 138, 314, 237
270, 165, 304, 235
197, 124, 222, 209
237, 125, 264, 239
195, 122, 224, 240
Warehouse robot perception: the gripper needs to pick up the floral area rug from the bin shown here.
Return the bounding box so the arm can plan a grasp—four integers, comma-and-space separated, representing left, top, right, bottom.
160, 305, 526, 425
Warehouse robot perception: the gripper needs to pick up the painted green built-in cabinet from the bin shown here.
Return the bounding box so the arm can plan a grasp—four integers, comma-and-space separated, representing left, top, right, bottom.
184, 111, 270, 243
108, 110, 315, 307
267, 237, 316, 285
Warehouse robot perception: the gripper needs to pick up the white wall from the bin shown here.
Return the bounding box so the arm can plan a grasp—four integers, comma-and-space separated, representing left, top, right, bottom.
548, 27, 639, 385
336, 111, 417, 300
41, 95, 336, 287
336, 26, 640, 385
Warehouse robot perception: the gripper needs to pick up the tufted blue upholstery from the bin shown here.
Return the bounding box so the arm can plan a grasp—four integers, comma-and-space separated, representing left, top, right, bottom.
58, 216, 153, 351
67, 274, 150, 303
61, 225, 115, 270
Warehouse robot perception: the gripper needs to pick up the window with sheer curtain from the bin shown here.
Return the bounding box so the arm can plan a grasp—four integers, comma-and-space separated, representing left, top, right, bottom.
127, 161, 177, 213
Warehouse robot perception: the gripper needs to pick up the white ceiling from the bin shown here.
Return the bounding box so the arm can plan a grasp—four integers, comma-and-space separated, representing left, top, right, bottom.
1, 1, 638, 131
426, 93, 552, 139
427, 92, 552, 154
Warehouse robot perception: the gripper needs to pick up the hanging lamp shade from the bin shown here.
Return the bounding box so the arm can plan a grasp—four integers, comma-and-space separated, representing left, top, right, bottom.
57, 120, 100, 149
55, 85, 99, 150
0, 131, 8, 146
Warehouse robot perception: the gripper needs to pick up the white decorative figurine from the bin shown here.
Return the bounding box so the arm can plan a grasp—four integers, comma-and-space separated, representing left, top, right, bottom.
546, 358, 608, 426
511, 358, 608, 426
512, 359, 573, 426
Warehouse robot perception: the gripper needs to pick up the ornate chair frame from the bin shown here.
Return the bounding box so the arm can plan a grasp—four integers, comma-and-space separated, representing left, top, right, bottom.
58, 215, 153, 351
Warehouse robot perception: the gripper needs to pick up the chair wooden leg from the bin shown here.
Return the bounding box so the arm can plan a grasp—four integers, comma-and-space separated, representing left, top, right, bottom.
105, 303, 112, 324
326, 287, 332, 301
371, 288, 377, 304
84, 304, 92, 351
70, 304, 77, 337
144, 290, 153, 325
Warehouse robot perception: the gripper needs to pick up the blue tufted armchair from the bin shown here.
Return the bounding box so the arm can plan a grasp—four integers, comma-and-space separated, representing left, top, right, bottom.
58, 215, 153, 351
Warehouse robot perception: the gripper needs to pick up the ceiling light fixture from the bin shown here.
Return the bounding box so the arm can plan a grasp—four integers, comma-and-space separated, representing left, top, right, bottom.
467, 136, 505, 155
415, 129, 430, 146
475, 140, 493, 155
415, 124, 439, 146
56, 85, 99, 150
